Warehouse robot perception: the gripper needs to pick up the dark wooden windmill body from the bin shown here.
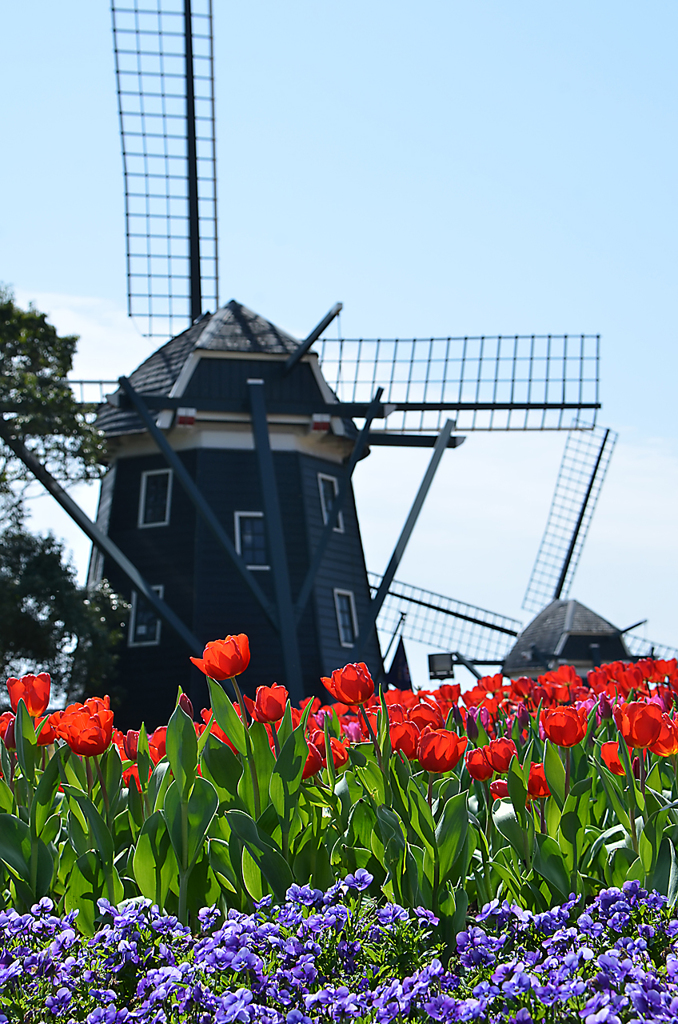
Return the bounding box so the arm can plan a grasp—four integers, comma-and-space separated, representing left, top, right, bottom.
90, 302, 382, 727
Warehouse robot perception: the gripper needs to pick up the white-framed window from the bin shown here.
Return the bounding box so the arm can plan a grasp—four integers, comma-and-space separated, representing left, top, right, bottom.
138, 469, 173, 528
334, 589, 358, 647
318, 473, 344, 532
129, 585, 164, 647
234, 512, 269, 570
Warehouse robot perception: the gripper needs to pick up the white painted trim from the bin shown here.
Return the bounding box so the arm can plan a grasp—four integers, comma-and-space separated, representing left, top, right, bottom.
234, 511, 270, 570
317, 473, 344, 533
334, 588, 358, 647
129, 585, 164, 647
138, 468, 173, 528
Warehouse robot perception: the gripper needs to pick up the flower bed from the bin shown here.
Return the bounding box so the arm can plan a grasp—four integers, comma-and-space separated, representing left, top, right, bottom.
0, 640, 677, 941
2, 878, 678, 1022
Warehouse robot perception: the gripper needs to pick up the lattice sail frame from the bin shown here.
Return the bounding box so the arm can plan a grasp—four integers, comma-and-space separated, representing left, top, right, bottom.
522, 423, 618, 614
112, 0, 218, 338
369, 574, 522, 664
316, 334, 599, 432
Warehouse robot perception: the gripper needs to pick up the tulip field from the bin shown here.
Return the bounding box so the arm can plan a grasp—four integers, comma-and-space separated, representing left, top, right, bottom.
2, 638, 678, 1021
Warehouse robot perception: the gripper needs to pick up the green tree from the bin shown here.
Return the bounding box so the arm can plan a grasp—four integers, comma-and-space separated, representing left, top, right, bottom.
0, 289, 126, 705
0, 523, 127, 707
0, 286, 105, 510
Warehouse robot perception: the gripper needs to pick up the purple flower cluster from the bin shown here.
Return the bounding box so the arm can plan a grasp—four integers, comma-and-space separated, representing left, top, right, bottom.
1, 879, 678, 1022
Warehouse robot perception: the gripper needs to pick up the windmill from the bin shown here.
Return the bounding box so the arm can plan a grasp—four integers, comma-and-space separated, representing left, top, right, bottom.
0, 1, 612, 728
396, 423, 678, 683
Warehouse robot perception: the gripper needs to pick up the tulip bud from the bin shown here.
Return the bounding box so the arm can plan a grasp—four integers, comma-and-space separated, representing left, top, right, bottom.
452, 705, 464, 731
123, 729, 140, 761
3, 718, 15, 750
598, 693, 612, 721
479, 707, 491, 731
179, 693, 194, 720
517, 703, 530, 730
466, 708, 479, 741
632, 756, 641, 780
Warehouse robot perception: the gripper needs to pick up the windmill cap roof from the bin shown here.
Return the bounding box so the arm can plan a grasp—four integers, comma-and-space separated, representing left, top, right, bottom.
503, 598, 630, 675
97, 300, 304, 435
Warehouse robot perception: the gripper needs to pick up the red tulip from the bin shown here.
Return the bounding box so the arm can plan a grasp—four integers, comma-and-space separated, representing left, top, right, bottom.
244, 683, 288, 723
311, 731, 349, 769
6, 673, 51, 718
322, 663, 375, 706
649, 714, 678, 757
409, 701, 445, 730
0, 712, 15, 749
190, 634, 250, 680
614, 700, 663, 749
465, 747, 494, 782
123, 729, 140, 761
57, 703, 114, 757
149, 726, 167, 764
389, 721, 420, 760
200, 708, 237, 753
417, 728, 467, 773
527, 762, 550, 799
542, 706, 587, 748
485, 737, 517, 773
490, 779, 509, 799
601, 740, 626, 776
36, 711, 61, 746
302, 741, 324, 779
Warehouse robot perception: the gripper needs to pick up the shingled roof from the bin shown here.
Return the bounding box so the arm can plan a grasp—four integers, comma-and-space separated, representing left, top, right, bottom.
503, 598, 631, 677
97, 300, 302, 436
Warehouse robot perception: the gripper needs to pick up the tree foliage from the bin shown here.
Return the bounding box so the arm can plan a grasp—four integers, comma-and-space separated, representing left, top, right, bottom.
0, 522, 127, 706
0, 287, 106, 507
0, 290, 125, 704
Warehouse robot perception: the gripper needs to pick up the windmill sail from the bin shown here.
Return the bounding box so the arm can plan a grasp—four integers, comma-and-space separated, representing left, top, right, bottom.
522, 423, 618, 614
316, 334, 599, 432
370, 574, 521, 664
111, 0, 218, 338
623, 634, 678, 661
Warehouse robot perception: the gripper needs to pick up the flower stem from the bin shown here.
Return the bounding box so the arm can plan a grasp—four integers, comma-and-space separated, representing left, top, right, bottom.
230, 677, 261, 818
565, 747, 571, 800
230, 676, 250, 727
272, 723, 281, 759
428, 772, 434, 810
359, 705, 382, 770
94, 756, 111, 825
483, 780, 493, 845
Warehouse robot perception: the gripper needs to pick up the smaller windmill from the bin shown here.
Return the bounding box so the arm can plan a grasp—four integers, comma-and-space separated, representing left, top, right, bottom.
380, 423, 677, 683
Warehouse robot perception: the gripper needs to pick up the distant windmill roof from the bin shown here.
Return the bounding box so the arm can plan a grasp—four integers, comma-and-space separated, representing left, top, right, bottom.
503, 598, 630, 677
98, 300, 302, 436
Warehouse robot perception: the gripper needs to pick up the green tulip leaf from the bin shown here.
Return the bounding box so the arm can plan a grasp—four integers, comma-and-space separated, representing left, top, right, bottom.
269, 727, 308, 828
163, 776, 218, 873
207, 678, 247, 755
226, 808, 293, 902
166, 705, 198, 802
133, 810, 178, 907
435, 792, 468, 882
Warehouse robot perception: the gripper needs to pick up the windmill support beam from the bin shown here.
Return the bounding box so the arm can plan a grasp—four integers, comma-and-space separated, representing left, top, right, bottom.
283, 303, 343, 376
294, 388, 385, 624
0, 418, 202, 655
248, 379, 304, 704
119, 378, 279, 628
354, 419, 455, 660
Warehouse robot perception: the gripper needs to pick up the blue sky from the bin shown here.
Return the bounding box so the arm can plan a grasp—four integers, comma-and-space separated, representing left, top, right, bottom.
2, 2, 677, 685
